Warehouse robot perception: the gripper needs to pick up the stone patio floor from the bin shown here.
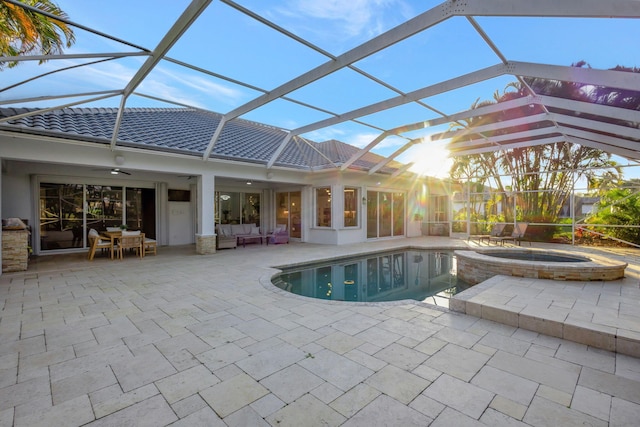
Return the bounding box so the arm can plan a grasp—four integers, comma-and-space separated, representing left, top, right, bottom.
1, 236, 639, 426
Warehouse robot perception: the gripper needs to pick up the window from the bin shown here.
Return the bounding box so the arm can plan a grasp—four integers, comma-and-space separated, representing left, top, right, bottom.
343, 187, 358, 227
215, 191, 260, 226
243, 193, 261, 225
316, 187, 331, 227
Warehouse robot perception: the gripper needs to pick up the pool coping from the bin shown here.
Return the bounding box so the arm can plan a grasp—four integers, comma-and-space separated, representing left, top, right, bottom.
449, 274, 640, 358
455, 247, 627, 284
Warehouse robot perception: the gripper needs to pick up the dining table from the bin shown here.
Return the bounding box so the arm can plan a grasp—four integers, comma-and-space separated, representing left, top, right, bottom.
100, 230, 145, 259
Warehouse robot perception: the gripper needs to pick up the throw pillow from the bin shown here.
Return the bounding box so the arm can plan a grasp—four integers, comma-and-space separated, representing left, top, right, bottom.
251, 226, 260, 235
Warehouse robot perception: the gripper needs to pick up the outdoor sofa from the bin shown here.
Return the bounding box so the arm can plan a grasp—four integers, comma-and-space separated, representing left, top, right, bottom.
216, 223, 289, 248
216, 223, 262, 248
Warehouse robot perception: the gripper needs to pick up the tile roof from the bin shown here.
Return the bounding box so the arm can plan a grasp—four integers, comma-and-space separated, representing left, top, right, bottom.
0, 107, 403, 173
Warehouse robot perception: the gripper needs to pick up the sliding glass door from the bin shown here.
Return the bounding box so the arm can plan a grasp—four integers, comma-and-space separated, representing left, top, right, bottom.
366, 191, 405, 239
276, 191, 301, 239
39, 183, 154, 252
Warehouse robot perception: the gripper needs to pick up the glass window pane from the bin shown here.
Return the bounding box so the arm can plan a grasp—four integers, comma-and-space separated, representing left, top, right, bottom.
367, 191, 377, 238
276, 192, 289, 229
86, 185, 123, 230
344, 187, 358, 227
219, 192, 239, 224
290, 192, 301, 238
39, 183, 84, 251
393, 192, 405, 236
214, 192, 220, 224
275, 191, 301, 237
243, 193, 261, 226
316, 187, 331, 227
379, 193, 392, 237
126, 188, 142, 231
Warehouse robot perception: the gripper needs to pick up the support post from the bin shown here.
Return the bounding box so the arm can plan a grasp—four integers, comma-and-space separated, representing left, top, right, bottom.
195, 173, 216, 254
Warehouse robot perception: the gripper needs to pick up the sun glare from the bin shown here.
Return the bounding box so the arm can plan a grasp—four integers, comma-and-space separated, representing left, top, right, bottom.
409, 141, 453, 178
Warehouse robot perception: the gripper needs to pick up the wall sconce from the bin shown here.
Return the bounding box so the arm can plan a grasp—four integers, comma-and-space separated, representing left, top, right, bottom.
362, 197, 367, 205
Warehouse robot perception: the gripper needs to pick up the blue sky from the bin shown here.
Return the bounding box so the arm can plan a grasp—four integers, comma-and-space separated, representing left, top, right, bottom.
2, 0, 639, 177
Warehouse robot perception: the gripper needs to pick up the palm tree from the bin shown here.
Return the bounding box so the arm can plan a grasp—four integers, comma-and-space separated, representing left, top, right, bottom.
448, 66, 624, 225
0, 0, 75, 69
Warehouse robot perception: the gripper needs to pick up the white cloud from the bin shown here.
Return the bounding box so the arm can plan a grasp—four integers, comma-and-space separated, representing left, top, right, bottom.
303, 127, 346, 142
53, 58, 247, 110
346, 132, 379, 148
152, 67, 245, 106
343, 132, 406, 152
47, 55, 143, 95
277, 0, 413, 41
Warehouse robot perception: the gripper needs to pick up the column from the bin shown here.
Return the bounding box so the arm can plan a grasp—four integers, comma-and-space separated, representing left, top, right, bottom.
195, 173, 216, 254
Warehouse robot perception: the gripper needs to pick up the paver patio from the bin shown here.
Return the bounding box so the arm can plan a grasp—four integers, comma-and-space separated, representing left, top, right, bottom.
1, 237, 639, 425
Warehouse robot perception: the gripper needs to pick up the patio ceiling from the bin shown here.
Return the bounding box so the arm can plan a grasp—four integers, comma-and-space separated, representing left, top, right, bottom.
1, 0, 640, 175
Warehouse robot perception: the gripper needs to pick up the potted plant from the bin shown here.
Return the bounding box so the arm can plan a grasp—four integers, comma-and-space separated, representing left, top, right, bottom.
119, 224, 128, 230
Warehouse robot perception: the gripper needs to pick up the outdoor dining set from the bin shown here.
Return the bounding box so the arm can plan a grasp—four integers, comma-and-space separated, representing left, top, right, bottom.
87, 227, 157, 260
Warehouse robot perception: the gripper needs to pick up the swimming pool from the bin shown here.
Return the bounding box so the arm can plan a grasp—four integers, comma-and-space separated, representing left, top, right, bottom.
272, 249, 470, 303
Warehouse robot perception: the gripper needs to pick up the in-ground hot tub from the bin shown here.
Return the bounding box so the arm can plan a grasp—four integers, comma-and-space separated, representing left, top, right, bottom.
455, 248, 627, 285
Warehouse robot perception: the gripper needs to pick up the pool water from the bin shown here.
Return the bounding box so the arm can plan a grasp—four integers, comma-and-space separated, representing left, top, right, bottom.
272, 249, 470, 303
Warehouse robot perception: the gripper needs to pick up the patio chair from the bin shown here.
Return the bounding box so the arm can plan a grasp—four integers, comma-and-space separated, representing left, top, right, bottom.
468, 223, 506, 244
117, 230, 143, 259
87, 229, 114, 260
267, 224, 289, 245
143, 237, 157, 256
489, 223, 530, 246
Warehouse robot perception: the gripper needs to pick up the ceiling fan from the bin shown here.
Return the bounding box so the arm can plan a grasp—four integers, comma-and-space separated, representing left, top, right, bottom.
109, 168, 131, 175
92, 167, 132, 175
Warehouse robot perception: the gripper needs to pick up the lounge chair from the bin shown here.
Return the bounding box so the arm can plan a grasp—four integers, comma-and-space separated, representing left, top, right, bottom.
468, 223, 506, 244
489, 223, 530, 246
267, 224, 289, 245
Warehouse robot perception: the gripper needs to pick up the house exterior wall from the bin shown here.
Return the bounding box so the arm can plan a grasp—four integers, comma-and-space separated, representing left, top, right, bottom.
1, 164, 30, 220
1, 132, 449, 266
